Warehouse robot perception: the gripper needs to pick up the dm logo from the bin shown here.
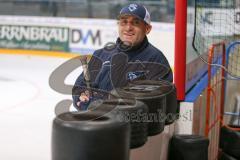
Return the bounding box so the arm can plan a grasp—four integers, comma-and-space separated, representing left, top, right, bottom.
71, 29, 102, 45
128, 4, 138, 12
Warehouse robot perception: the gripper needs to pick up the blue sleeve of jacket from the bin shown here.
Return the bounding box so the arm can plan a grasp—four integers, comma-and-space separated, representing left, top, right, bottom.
150, 49, 173, 82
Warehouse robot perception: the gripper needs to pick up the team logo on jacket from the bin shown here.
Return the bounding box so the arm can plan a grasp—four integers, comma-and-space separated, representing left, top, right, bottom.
127, 71, 146, 81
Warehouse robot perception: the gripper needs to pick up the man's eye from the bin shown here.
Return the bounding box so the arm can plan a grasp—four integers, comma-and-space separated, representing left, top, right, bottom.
133, 20, 140, 26
119, 19, 141, 26
120, 20, 128, 25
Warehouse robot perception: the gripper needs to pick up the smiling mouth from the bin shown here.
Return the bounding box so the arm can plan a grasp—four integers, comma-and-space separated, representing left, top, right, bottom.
124, 32, 134, 36
124, 35, 134, 39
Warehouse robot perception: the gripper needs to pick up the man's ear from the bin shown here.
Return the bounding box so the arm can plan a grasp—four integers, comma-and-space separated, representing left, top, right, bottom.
145, 24, 152, 34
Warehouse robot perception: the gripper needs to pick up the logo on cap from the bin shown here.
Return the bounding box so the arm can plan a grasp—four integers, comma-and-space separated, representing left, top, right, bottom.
128, 4, 138, 12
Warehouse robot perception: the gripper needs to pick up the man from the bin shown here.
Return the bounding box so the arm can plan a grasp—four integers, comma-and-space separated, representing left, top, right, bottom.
72, 3, 172, 110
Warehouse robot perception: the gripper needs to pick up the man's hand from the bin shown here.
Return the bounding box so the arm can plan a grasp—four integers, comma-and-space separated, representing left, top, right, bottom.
77, 90, 90, 107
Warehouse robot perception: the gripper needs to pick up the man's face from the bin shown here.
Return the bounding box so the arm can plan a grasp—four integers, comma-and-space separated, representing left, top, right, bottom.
118, 15, 152, 46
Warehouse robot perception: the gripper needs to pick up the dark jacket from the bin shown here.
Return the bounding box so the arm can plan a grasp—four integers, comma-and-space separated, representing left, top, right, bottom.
72, 37, 173, 110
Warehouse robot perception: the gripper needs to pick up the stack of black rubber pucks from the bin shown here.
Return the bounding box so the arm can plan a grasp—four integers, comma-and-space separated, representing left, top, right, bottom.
52, 111, 130, 160
168, 135, 209, 160
88, 98, 149, 149
129, 80, 179, 125
112, 80, 174, 136
219, 125, 240, 160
